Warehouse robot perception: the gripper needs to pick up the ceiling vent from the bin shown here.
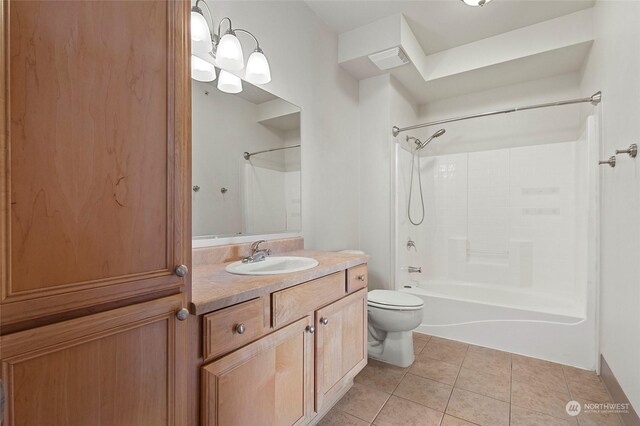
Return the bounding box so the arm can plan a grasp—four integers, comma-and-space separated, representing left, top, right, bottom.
368, 47, 410, 70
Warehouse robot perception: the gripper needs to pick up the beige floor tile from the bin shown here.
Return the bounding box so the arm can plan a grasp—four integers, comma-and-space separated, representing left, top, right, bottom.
393, 373, 453, 412
454, 366, 510, 402
568, 379, 612, 403
562, 366, 602, 387
334, 382, 391, 423
421, 341, 468, 366
354, 359, 408, 394
440, 415, 479, 425
510, 405, 577, 425
316, 407, 371, 426
461, 351, 511, 379
575, 399, 623, 426
467, 345, 511, 361
429, 336, 469, 352
511, 379, 573, 420
445, 388, 509, 426
413, 332, 430, 355
409, 355, 460, 385
373, 395, 443, 426
512, 354, 569, 397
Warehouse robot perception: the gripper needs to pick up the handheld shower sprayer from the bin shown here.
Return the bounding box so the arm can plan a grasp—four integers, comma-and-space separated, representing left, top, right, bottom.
407, 128, 447, 226
407, 128, 446, 151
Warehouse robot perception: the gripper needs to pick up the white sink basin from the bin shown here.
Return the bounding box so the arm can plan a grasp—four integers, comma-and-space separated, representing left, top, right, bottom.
225, 256, 319, 275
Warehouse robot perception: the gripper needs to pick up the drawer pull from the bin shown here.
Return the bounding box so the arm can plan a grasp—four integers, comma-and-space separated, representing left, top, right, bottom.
357, 275, 366, 281
235, 323, 246, 334
320, 317, 329, 326
306, 325, 315, 334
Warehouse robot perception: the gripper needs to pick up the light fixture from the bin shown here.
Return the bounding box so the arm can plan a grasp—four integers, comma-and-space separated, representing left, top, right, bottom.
216, 29, 244, 71
189, 0, 271, 90
245, 48, 271, 84
217, 70, 243, 94
461, 0, 492, 6
191, 54, 217, 82
191, 10, 213, 55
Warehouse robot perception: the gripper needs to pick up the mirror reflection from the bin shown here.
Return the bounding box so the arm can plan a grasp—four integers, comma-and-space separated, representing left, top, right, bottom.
192, 79, 301, 240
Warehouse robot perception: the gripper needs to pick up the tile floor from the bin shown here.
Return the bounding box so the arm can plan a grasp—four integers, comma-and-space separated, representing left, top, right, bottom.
318, 333, 622, 426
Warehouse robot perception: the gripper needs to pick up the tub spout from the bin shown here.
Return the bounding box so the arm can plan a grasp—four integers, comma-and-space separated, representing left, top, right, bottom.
408, 266, 422, 273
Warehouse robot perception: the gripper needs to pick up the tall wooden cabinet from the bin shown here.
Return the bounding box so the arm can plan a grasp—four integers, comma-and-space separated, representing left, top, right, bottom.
0, 0, 191, 424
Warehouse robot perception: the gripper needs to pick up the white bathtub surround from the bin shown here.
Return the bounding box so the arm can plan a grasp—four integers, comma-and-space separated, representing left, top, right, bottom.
395, 114, 599, 369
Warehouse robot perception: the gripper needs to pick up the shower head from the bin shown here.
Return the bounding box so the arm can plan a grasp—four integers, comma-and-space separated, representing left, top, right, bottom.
415, 128, 446, 150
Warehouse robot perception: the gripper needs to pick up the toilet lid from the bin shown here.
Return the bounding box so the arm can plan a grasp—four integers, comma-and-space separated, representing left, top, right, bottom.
367, 290, 424, 309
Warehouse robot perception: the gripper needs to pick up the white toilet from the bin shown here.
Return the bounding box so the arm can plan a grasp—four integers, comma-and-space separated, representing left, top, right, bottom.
367, 289, 424, 368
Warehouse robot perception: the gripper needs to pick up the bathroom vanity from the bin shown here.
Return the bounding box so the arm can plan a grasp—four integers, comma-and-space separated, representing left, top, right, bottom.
189, 243, 369, 425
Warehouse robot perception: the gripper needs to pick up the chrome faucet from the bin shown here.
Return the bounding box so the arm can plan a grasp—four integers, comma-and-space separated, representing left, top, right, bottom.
407, 266, 422, 273
242, 240, 271, 263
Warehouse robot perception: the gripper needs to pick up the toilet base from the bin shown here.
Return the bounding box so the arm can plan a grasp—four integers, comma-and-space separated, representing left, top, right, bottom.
367, 330, 415, 368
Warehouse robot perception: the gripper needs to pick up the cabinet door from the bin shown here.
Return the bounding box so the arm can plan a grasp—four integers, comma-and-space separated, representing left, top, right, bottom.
0, 294, 188, 425
315, 288, 367, 411
0, 0, 191, 328
202, 316, 314, 426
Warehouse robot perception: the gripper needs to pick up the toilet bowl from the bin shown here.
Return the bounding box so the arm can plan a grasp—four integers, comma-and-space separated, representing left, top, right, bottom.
367, 290, 424, 367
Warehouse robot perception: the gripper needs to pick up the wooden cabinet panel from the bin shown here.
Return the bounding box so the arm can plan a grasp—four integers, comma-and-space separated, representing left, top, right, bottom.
0, 294, 188, 426
202, 316, 314, 426
347, 264, 368, 293
315, 288, 367, 411
272, 272, 345, 328
0, 0, 190, 327
203, 297, 268, 361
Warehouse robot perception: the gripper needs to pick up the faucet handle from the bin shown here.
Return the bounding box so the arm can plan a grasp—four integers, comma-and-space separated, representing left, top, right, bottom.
250, 240, 267, 252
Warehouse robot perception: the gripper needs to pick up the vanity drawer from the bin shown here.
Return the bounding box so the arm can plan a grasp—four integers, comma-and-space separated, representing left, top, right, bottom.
347, 264, 368, 293
203, 297, 267, 360
272, 272, 346, 328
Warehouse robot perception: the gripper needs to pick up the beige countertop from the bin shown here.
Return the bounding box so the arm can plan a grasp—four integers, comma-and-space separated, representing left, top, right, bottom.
190, 250, 369, 315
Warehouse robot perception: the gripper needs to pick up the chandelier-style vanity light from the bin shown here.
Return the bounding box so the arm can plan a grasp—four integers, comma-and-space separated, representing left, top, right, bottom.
190, 0, 271, 92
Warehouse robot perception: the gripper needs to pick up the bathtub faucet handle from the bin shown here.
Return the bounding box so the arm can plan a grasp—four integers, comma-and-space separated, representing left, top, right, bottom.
407, 240, 417, 251
407, 266, 422, 273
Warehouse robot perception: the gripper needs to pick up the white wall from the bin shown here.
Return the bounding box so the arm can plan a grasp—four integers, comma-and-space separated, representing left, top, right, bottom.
580, 0, 640, 410
208, 1, 360, 250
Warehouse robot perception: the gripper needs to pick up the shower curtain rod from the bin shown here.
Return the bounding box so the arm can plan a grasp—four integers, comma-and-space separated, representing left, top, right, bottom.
391, 91, 602, 137
243, 144, 301, 160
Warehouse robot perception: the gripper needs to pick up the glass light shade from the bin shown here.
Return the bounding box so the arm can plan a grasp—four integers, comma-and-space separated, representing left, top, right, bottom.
216, 33, 244, 71
462, 0, 492, 6
191, 54, 216, 82
191, 11, 213, 54
245, 50, 271, 84
217, 70, 242, 93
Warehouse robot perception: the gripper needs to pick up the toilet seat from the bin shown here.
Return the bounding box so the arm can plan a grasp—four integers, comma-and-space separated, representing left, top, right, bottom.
368, 290, 424, 311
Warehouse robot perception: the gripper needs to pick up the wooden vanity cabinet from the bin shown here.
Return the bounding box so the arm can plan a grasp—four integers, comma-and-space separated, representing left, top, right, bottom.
315, 288, 367, 410
201, 316, 315, 426
199, 265, 368, 426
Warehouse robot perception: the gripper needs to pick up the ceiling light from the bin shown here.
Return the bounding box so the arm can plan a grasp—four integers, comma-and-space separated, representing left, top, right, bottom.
216, 31, 244, 71
461, 0, 492, 6
191, 54, 217, 82
245, 49, 271, 84
217, 70, 243, 94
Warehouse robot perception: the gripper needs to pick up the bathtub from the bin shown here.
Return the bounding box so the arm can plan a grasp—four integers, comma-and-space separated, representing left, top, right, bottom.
402, 280, 596, 369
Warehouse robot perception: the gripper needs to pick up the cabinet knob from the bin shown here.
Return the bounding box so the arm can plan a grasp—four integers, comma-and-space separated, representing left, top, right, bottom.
306, 325, 315, 334
357, 275, 366, 281
175, 264, 189, 277
176, 308, 189, 321
320, 317, 329, 326
235, 323, 246, 334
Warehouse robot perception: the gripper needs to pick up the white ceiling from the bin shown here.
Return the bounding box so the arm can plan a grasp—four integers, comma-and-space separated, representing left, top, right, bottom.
305, 0, 594, 55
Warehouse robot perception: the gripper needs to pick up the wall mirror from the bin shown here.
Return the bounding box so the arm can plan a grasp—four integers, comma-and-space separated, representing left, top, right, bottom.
192, 78, 301, 245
